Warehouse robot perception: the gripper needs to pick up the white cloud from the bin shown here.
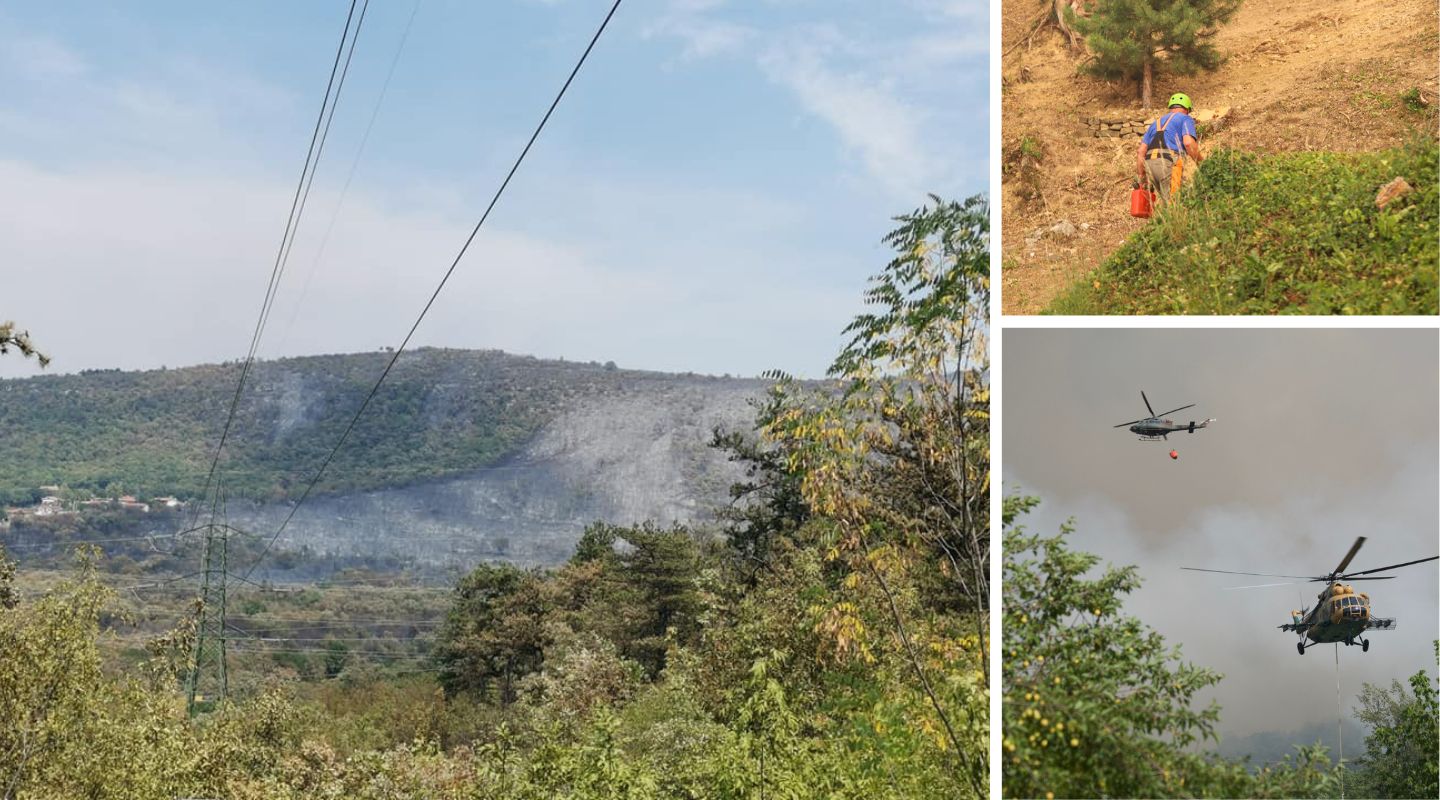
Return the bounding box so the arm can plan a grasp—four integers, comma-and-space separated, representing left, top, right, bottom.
644, 1, 983, 201
759, 42, 940, 199
5, 35, 86, 79
649, 15, 751, 60
643, 0, 752, 60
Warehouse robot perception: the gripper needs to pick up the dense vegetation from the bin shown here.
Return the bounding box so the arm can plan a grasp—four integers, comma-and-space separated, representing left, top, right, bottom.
1348, 649, 1440, 799
1068, 0, 1241, 108
1, 196, 991, 798
1049, 137, 1439, 315
0, 349, 694, 505
1003, 495, 1439, 799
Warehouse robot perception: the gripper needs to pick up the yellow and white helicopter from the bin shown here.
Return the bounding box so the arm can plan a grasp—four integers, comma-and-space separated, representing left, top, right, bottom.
1184, 536, 1437, 655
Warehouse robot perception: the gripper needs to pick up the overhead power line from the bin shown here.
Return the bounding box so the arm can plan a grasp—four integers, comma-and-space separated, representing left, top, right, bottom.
189, 0, 368, 530
228, 645, 431, 657
248, 0, 376, 377
233, 616, 443, 625
228, 623, 442, 633
276, 0, 424, 352
238, 0, 626, 583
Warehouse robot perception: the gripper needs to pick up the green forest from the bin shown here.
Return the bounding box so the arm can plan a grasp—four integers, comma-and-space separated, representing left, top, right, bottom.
0, 347, 696, 506
0, 197, 991, 798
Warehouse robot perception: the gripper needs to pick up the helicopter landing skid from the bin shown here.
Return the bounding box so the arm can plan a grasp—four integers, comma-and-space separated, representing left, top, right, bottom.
1136, 435, 1167, 441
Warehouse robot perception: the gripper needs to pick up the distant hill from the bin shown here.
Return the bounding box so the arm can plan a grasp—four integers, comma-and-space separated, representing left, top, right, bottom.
1211, 718, 1368, 768
1, 349, 768, 570
0, 348, 760, 506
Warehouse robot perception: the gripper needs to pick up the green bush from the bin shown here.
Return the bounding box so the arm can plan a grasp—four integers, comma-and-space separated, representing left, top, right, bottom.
1050, 137, 1439, 315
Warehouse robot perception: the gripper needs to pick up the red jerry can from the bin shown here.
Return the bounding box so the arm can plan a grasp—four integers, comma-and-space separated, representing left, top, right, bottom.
1130, 186, 1156, 219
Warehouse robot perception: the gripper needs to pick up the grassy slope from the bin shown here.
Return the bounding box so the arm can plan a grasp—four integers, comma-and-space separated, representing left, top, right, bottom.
1049, 138, 1438, 314
0, 349, 661, 503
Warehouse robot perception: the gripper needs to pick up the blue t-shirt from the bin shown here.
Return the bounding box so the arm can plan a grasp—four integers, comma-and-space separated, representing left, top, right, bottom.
1143, 112, 1197, 153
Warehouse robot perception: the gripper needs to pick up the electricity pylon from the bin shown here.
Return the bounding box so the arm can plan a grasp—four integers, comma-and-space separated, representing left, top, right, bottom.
185, 493, 234, 715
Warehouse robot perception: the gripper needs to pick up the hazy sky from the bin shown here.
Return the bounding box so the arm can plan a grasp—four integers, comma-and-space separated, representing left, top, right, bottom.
0, 0, 986, 381
1003, 328, 1439, 744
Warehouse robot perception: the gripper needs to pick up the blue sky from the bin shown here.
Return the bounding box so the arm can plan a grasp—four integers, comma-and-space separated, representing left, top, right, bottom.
0, 0, 987, 379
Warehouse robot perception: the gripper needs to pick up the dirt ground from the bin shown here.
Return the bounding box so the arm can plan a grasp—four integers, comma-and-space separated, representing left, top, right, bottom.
1001, 0, 1440, 314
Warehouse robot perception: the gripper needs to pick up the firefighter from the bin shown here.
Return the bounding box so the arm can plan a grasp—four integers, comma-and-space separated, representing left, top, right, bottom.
1136, 93, 1203, 209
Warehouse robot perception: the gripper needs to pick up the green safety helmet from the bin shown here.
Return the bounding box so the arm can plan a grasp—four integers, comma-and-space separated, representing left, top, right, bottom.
1167, 92, 1193, 110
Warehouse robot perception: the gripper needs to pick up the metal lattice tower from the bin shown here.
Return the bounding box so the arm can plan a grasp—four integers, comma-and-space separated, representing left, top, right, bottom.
185, 494, 232, 715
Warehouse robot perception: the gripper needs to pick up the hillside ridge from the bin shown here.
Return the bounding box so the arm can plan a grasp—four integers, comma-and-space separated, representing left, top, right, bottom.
0, 347, 766, 505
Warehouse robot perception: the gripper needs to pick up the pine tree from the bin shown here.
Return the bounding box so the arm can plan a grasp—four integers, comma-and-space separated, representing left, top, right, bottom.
1068, 0, 1242, 109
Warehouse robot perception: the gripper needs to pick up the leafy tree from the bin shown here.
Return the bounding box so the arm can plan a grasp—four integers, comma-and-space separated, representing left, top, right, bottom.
709, 386, 811, 584
0, 320, 49, 367
1348, 646, 1440, 799
435, 563, 551, 704
0, 545, 15, 611
605, 523, 703, 677
571, 521, 621, 566
1003, 495, 1344, 799
1068, 0, 1243, 108
764, 194, 991, 796
0, 550, 109, 799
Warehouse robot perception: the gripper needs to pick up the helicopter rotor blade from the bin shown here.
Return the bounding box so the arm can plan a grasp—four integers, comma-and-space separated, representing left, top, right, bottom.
1154, 403, 1197, 418
1331, 536, 1367, 576
1223, 581, 1304, 590
1114, 419, 1145, 428
1337, 555, 1439, 579
1181, 567, 1316, 580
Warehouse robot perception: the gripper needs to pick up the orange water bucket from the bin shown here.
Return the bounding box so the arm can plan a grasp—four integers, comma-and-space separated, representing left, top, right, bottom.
1130, 187, 1156, 218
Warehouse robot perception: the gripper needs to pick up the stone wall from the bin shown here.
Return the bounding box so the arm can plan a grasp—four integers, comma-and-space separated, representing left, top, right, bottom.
1085, 115, 1153, 138
1083, 107, 1231, 138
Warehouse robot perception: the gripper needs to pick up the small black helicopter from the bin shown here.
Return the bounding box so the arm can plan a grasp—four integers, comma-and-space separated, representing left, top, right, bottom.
1114, 391, 1215, 440
1184, 536, 1438, 655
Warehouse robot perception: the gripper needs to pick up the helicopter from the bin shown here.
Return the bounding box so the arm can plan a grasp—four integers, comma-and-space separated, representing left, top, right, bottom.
1114, 391, 1215, 440
1183, 536, 1438, 655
